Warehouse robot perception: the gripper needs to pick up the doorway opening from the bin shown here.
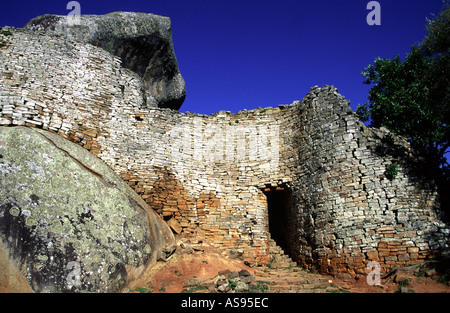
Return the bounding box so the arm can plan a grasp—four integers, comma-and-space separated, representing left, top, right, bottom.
262, 184, 295, 259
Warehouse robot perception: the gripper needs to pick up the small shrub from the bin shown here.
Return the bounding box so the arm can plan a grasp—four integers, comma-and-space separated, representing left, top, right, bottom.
437, 268, 450, 285
398, 278, 410, 287
1, 28, 12, 36
247, 281, 269, 293
182, 284, 208, 293
131, 287, 153, 293
227, 278, 237, 290
385, 163, 398, 180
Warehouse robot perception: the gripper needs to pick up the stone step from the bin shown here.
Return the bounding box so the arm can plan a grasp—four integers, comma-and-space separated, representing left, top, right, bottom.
268, 242, 284, 252
271, 257, 293, 265
269, 256, 297, 268
255, 255, 348, 293
268, 282, 340, 293
268, 246, 285, 255
269, 285, 292, 292
267, 239, 297, 266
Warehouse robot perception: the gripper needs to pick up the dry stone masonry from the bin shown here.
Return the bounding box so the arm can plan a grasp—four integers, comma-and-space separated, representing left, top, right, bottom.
0, 12, 449, 284
24, 12, 186, 110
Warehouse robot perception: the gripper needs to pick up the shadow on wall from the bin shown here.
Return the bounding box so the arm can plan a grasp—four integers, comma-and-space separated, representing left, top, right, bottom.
374, 130, 449, 222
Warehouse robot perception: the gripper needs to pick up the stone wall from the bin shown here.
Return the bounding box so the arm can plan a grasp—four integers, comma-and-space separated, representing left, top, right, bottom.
289, 86, 449, 276
0, 25, 448, 277
24, 12, 186, 110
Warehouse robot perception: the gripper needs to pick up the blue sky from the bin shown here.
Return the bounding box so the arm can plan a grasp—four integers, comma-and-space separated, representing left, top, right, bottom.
0, 0, 445, 115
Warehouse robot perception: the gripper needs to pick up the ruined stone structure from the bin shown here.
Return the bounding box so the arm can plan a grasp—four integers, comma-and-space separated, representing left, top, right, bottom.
0, 13, 449, 281
23, 12, 186, 110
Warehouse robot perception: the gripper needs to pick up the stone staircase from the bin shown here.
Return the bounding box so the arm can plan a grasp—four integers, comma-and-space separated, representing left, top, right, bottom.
256, 238, 348, 293
254, 267, 346, 293
267, 238, 297, 269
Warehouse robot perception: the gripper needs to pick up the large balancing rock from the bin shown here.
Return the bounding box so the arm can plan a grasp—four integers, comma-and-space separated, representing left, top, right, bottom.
24, 12, 186, 110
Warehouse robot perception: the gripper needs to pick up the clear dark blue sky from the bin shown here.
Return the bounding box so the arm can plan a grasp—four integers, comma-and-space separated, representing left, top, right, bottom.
0, 0, 445, 115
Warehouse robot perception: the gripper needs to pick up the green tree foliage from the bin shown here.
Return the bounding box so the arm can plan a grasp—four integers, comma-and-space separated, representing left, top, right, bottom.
357, 3, 450, 178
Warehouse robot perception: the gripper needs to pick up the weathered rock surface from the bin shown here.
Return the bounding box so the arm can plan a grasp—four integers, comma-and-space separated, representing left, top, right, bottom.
0, 126, 175, 292
1, 16, 449, 278
24, 12, 186, 110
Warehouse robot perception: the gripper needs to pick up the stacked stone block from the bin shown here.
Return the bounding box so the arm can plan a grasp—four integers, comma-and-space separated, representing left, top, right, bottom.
0, 27, 448, 277
289, 86, 449, 276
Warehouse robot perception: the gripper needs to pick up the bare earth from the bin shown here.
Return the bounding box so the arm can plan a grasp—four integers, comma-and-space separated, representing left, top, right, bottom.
127, 244, 450, 294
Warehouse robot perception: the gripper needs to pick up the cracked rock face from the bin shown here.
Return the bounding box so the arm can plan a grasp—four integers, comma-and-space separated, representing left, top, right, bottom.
0, 126, 175, 292
24, 12, 186, 110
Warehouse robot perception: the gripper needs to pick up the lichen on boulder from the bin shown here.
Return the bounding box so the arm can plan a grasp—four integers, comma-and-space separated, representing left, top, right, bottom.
0, 126, 175, 292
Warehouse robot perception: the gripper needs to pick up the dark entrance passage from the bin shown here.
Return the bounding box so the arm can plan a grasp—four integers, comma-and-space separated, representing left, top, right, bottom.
263, 185, 295, 258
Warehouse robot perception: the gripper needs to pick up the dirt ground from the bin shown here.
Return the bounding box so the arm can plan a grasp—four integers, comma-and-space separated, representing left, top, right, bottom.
332, 272, 450, 293
2, 238, 448, 293
126, 244, 255, 293
126, 244, 450, 294
0, 240, 32, 293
